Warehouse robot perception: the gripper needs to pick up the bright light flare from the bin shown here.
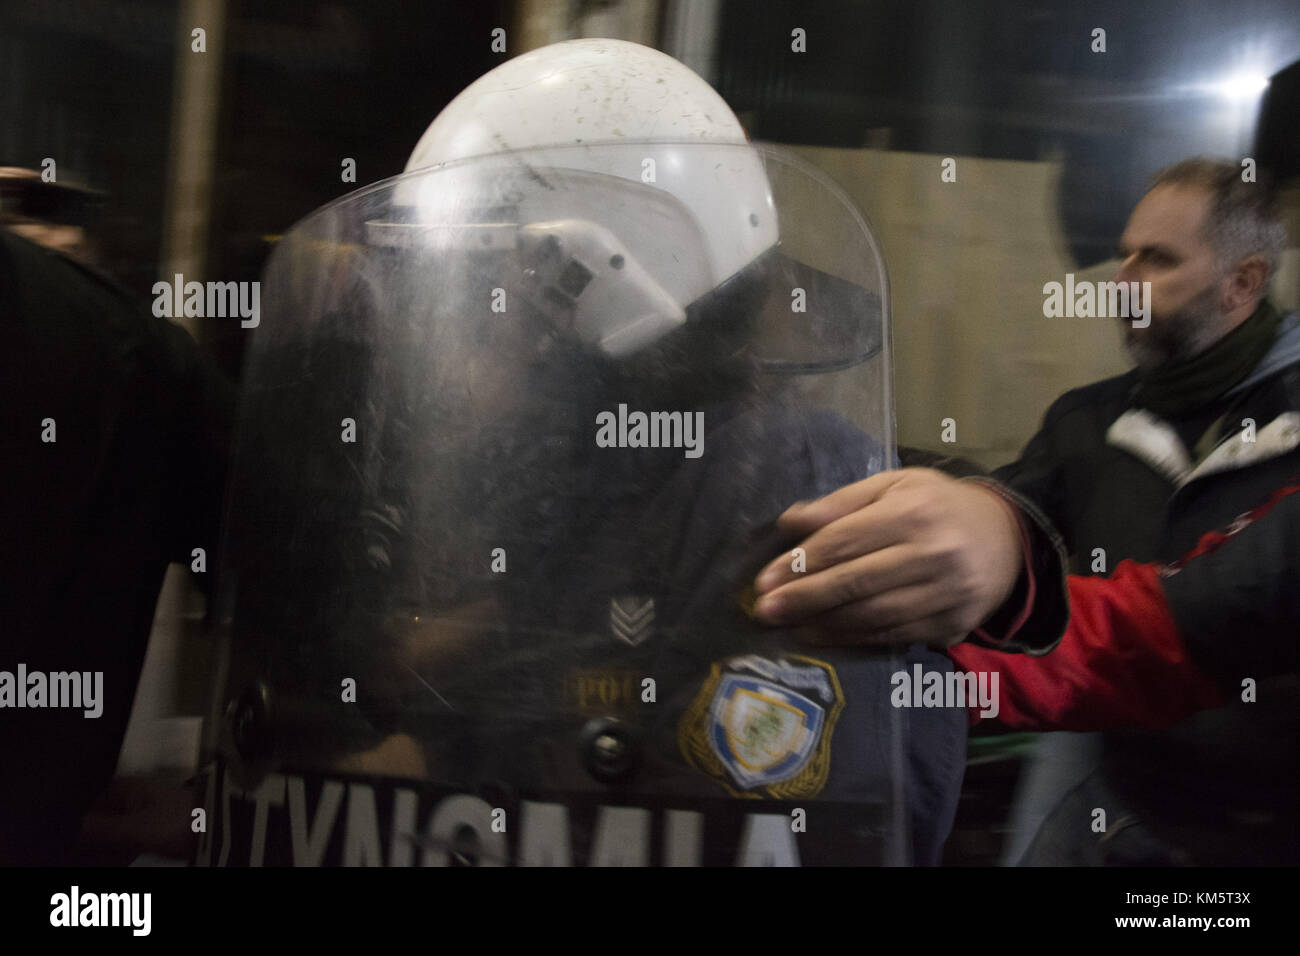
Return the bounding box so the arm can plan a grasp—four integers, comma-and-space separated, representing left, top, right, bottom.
1210, 72, 1270, 101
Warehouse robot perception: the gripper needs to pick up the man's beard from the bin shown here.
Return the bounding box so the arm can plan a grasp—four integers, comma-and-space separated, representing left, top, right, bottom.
1122, 280, 1224, 371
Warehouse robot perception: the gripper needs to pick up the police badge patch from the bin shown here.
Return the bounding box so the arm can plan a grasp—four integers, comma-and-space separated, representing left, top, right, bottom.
679, 655, 844, 799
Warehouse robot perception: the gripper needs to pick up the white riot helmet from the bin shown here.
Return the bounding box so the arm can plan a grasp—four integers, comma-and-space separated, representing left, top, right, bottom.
392, 38, 779, 359
202, 38, 906, 867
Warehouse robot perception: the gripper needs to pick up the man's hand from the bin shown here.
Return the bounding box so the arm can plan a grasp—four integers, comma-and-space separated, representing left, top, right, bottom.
751, 468, 1024, 647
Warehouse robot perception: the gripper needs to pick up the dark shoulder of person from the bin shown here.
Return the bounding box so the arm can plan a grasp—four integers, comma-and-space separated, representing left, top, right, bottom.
0, 230, 234, 569
0, 232, 233, 863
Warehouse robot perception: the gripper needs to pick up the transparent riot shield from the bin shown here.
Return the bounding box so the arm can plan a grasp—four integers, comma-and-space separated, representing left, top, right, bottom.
197, 143, 964, 867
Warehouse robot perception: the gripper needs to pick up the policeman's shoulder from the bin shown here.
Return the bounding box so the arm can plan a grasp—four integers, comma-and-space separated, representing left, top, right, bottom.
0, 229, 149, 346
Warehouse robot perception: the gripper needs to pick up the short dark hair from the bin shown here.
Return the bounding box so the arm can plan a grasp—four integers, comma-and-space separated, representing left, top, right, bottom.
1150, 157, 1288, 283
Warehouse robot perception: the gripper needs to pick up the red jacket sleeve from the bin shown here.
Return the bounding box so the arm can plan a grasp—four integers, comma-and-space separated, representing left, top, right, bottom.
948, 559, 1226, 731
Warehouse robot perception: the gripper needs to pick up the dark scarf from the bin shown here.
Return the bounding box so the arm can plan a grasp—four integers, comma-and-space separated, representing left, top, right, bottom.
1134, 299, 1281, 419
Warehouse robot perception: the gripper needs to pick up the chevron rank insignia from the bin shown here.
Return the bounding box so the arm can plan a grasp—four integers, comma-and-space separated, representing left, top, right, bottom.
609, 595, 655, 647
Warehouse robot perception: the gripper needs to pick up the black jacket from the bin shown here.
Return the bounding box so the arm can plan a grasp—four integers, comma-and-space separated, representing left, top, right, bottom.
0, 232, 233, 863
995, 306, 1300, 864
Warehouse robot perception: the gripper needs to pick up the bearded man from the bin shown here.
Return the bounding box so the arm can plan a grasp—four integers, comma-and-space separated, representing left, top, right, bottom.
753, 157, 1298, 865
